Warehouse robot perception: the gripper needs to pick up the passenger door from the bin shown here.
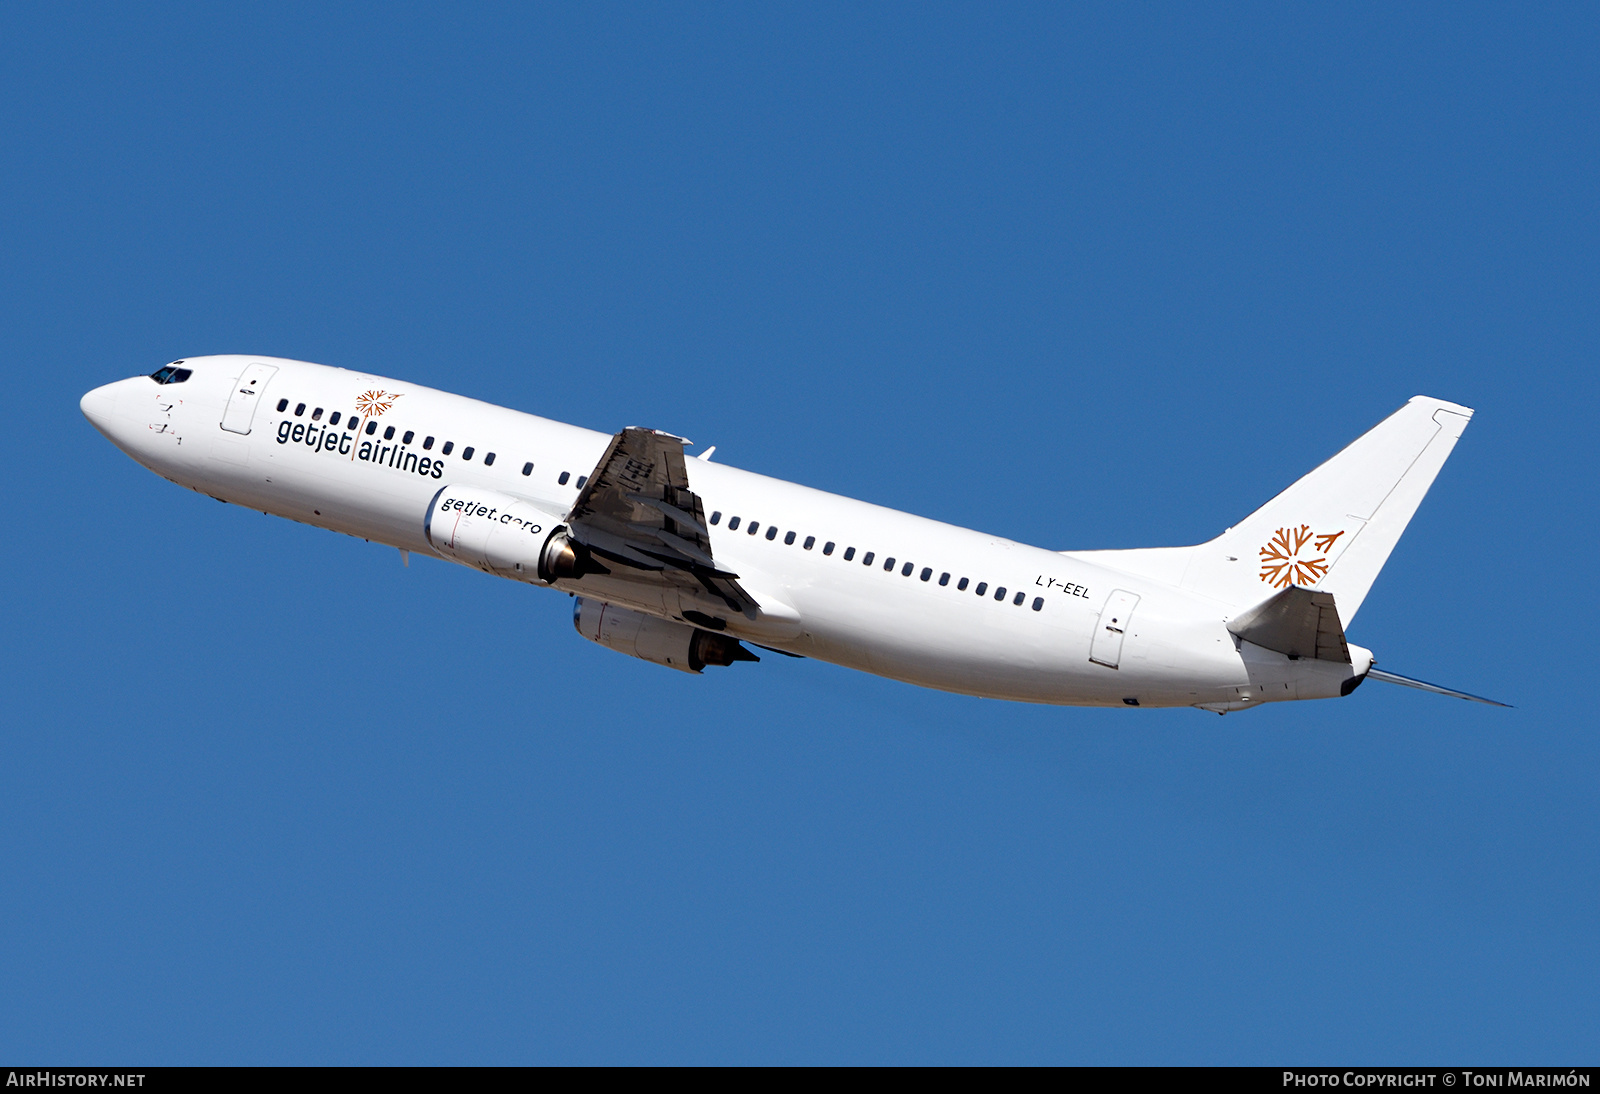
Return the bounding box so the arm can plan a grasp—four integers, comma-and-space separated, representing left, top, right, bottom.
1089, 590, 1140, 669
220, 363, 278, 435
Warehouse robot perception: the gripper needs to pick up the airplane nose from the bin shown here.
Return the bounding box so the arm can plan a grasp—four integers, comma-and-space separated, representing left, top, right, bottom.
80, 382, 119, 434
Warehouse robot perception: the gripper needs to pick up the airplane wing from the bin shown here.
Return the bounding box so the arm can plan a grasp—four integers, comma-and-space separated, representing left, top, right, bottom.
566, 427, 760, 619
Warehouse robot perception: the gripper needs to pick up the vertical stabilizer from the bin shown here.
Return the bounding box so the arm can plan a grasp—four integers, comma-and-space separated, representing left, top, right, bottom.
1068, 396, 1473, 624
1183, 396, 1473, 621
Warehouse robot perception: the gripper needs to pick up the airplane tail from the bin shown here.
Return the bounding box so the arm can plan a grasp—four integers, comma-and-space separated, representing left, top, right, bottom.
1070, 396, 1474, 623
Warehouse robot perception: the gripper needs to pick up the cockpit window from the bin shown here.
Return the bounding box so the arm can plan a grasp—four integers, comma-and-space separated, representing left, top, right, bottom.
147, 366, 192, 384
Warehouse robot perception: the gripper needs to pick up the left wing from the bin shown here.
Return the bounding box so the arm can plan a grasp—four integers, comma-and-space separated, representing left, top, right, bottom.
565, 427, 759, 619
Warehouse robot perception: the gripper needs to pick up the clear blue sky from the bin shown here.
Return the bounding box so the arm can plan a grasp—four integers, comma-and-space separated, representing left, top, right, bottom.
2, 2, 1595, 1064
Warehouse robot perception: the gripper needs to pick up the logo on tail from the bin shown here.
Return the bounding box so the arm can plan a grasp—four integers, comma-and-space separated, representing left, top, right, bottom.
1259, 525, 1345, 588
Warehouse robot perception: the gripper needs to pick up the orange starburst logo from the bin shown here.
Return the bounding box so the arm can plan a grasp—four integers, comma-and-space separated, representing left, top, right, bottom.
350, 389, 402, 459
1259, 525, 1345, 588
355, 389, 399, 418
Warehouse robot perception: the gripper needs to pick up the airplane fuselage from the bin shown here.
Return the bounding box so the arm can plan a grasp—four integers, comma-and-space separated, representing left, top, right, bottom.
81, 355, 1374, 711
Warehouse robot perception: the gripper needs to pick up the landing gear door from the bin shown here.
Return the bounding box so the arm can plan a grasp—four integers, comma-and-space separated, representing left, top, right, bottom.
1090, 590, 1140, 669
220, 363, 279, 435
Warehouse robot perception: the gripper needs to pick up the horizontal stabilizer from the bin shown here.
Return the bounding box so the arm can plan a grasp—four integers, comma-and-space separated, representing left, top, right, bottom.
1228, 585, 1351, 663
1366, 668, 1510, 707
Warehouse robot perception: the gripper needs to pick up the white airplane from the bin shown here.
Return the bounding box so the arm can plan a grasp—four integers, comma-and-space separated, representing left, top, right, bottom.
81, 356, 1505, 712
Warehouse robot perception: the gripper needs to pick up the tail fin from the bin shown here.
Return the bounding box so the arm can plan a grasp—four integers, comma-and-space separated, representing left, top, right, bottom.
1071, 397, 1473, 622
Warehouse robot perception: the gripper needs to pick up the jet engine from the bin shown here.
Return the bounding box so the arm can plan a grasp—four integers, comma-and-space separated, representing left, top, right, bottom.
536, 526, 607, 583
423, 485, 570, 581
574, 597, 758, 674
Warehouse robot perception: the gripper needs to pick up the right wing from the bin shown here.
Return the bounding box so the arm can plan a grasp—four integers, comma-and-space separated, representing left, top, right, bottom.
565, 427, 760, 619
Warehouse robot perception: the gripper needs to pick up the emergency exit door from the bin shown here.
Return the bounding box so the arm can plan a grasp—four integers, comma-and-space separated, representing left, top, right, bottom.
220, 362, 278, 435
1089, 590, 1140, 669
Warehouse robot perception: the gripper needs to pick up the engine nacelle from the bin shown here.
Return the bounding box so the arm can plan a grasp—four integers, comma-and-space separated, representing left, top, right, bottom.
424, 485, 568, 581
574, 597, 758, 674
536, 526, 607, 583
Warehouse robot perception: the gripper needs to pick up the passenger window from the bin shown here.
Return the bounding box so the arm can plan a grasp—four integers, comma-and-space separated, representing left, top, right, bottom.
784, 531, 796, 545
366, 421, 378, 435
423, 436, 434, 450
728, 516, 741, 530
462, 446, 474, 461
441, 440, 453, 454
975, 582, 987, 596
312, 407, 323, 421
276, 399, 288, 412
902, 562, 914, 577
824, 542, 835, 555
329, 411, 341, 426
295, 403, 306, 416
484, 452, 496, 466
346, 418, 358, 431
884, 557, 895, 571
748, 522, 760, 536
384, 426, 395, 440
766, 527, 778, 541
522, 462, 533, 476
958, 577, 969, 591
1032, 597, 1043, 611
863, 552, 874, 566
402, 430, 414, 445
939, 572, 950, 586
710, 511, 722, 525
1013, 591, 1025, 606
804, 536, 815, 550
558, 471, 569, 484
577, 476, 587, 488
921, 567, 932, 582
843, 547, 855, 560
995, 586, 1007, 601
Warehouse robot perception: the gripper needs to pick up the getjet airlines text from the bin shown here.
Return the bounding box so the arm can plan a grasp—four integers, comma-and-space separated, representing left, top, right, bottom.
276, 419, 444, 479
